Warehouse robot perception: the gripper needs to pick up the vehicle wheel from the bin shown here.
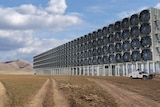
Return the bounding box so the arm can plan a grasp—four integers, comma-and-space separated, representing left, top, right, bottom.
143, 76, 147, 80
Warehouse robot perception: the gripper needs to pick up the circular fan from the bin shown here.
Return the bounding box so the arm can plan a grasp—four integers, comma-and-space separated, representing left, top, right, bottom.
88, 50, 92, 57
109, 44, 115, 53
114, 21, 121, 31
102, 27, 107, 36
139, 10, 150, 22
108, 24, 114, 33
115, 43, 122, 52
88, 42, 92, 48
116, 53, 122, 62
108, 34, 114, 43
103, 36, 108, 45
88, 58, 92, 65
132, 51, 141, 61
103, 56, 108, 64
122, 29, 130, 40
123, 52, 131, 62
92, 32, 97, 39
84, 59, 88, 65
123, 41, 131, 51
97, 38, 102, 46
93, 57, 97, 65
131, 38, 140, 49
130, 14, 139, 25
141, 36, 152, 48
142, 49, 152, 61
97, 47, 102, 55
98, 56, 102, 64
103, 46, 108, 54
115, 32, 122, 41
97, 29, 102, 37
140, 23, 151, 34
92, 40, 97, 47
109, 55, 115, 63
131, 26, 140, 37
92, 48, 97, 56
122, 18, 129, 28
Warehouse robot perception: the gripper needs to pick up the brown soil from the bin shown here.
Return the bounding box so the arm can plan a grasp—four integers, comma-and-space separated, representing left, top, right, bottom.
25, 78, 69, 107
0, 81, 10, 107
88, 78, 160, 107
52, 79, 70, 107
25, 79, 50, 107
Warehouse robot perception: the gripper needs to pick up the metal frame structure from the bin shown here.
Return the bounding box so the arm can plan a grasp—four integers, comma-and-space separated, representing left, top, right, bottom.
33, 7, 160, 76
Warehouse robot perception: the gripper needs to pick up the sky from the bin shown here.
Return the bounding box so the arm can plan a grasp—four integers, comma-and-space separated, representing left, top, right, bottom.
0, 0, 160, 63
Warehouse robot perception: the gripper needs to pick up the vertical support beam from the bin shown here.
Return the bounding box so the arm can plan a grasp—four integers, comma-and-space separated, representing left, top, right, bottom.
83, 67, 85, 76
147, 62, 150, 74
117, 64, 120, 76
126, 63, 128, 76
153, 62, 156, 73
92, 66, 94, 76
122, 64, 125, 76
97, 66, 100, 76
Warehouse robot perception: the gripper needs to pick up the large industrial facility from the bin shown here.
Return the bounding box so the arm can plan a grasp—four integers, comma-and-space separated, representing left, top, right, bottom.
33, 7, 160, 76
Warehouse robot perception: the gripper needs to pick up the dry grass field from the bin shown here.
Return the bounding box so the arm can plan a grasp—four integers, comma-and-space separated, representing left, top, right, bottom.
0, 74, 160, 107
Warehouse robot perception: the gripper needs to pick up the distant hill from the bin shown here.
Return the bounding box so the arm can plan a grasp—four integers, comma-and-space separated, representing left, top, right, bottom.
0, 59, 33, 73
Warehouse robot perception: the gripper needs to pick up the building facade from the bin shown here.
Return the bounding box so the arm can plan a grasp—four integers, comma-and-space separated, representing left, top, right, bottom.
33, 8, 160, 76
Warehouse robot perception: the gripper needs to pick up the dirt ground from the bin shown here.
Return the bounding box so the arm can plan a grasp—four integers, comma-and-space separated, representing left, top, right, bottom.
25, 78, 69, 107
0, 76, 160, 107
0, 81, 10, 107
88, 78, 160, 107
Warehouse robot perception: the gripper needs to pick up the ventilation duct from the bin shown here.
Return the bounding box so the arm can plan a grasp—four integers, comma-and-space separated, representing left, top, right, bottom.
141, 36, 152, 48
97, 38, 102, 46
123, 52, 131, 62
122, 29, 130, 40
132, 51, 141, 61
88, 58, 92, 65
102, 27, 107, 36
115, 32, 122, 41
109, 44, 115, 53
103, 36, 108, 45
108, 24, 114, 34
98, 56, 103, 64
131, 38, 141, 49
97, 29, 102, 37
131, 26, 140, 37
92, 48, 97, 56
98, 47, 102, 55
109, 55, 115, 63
92, 57, 96, 65
92, 40, 97, 47
123, 41, 131, 51
139, 10, 150, 22
114, 21, 121, 31
140, 23, 151, 35
103, 46, 108, 55
142, 49, 152, 61
93, 31, 97, 39
116, 53, 122, 62
122, 18, 129, 28
108, 34, 114, 43
130, 14, 139, 26
103, 56, 109, 64
115, 43, 122, 52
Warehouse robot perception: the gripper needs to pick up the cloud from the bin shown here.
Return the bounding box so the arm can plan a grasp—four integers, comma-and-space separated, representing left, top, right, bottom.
155, 3, 160, 9
0, 0, 82, 62
0, 0, 82, 30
